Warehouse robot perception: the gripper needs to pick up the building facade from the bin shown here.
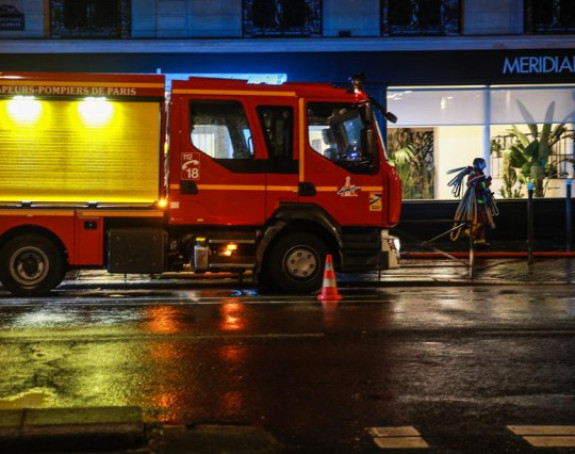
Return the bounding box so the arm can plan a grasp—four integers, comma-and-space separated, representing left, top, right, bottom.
0, 0, 574, 200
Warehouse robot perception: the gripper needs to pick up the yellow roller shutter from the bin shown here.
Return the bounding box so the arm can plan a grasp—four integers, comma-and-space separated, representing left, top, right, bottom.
0, 98, 161, 204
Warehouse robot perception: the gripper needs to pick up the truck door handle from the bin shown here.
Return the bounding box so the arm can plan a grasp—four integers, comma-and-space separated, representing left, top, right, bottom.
181, 181, 198, 195
298, 182, 316, 197
84, 221, 98, 230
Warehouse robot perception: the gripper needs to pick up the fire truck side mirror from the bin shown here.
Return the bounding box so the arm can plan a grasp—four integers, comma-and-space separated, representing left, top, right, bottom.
384, 111, 397, 124
363, 104, 374, 123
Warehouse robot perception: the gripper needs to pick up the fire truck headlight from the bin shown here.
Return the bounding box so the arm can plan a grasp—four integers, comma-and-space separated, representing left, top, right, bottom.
222, 243, 238, 257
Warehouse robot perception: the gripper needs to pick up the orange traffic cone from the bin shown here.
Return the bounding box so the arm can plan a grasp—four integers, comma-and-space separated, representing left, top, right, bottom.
317, 254, 343, 301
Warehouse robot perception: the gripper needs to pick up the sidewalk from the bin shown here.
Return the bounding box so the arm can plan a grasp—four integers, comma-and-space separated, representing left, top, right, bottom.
0, 407, 145, 453
60, 254, 575, 291
0, 407, 284, 454
376, 256, 575, 286
381, 235, 575, 286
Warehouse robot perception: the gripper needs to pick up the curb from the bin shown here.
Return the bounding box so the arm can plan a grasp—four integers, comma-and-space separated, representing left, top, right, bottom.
151, 423, 286, 453
402, 251, 575, 259
0, 407, 145, 452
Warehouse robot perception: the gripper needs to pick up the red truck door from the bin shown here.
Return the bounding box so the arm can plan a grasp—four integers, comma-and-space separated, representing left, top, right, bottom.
300, 99, 386, 226
253, 100, 299, 216
170, 93, 266, 226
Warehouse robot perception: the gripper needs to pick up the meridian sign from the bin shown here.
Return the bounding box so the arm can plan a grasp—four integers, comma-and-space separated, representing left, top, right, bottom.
503, 55, 575, 75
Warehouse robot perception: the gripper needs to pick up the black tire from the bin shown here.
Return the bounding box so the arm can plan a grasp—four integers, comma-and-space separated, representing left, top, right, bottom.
268, 233, 327, 294
0, 234, 65, 296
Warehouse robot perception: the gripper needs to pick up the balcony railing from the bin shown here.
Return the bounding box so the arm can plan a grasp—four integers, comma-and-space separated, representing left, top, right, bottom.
525, 0, 575, 34
381, 0, 460, 36
49, 0, 130, 39
243, 0, 322, 37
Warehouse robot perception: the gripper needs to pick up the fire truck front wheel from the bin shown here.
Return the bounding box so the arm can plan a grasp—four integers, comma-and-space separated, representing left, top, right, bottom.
0, 234, 65, 296
269, 233, 327, 294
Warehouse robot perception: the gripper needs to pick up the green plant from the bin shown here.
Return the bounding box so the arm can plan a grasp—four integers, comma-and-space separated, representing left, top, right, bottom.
389, 128, 416, 183
504, 101, 571, 197
499, 156, 524, 198
389, 128, 434, 199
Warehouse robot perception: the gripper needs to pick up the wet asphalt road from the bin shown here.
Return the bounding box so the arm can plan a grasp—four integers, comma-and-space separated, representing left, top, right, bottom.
0, 284, 574, 453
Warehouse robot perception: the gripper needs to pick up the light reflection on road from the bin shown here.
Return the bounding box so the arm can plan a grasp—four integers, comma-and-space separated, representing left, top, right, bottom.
0, 285, 574, 438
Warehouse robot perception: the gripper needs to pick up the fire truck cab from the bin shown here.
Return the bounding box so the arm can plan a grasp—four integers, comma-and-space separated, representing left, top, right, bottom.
0, 72, 401, 296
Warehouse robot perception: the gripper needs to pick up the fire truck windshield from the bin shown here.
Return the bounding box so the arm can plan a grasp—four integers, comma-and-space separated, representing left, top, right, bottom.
308, 102, 379, 174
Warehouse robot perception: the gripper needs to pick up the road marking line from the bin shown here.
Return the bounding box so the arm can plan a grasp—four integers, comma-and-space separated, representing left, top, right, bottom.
373, 437, 429, 449
368, 426, 421, 437
508, 425, 575, 448
509, 425, 575, 436
366, 426, 429, 450
524, 436, 575, 448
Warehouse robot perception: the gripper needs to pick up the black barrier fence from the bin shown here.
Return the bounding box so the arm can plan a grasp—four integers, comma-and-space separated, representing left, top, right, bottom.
394, 193, 575, 253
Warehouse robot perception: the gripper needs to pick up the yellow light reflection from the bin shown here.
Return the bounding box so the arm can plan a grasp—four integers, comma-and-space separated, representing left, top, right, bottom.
220, 300, 246, 331
78, 97, 113, 125
218, 344, 247, 362
152, 388, 179, 420
145, 307, 180, 334
222, 390, 243, 415
7, 96, 42, 123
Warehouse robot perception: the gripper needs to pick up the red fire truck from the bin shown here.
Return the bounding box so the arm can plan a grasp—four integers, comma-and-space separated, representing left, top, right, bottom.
0, 72, 401, 296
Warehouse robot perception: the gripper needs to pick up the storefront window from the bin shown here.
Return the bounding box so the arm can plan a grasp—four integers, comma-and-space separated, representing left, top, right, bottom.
387, 85, 575, 200
387, 87, 486, 199
490, 85, 575, 198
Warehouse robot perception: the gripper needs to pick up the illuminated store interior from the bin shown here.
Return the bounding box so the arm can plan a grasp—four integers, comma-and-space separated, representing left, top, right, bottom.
387, 84, 575, 200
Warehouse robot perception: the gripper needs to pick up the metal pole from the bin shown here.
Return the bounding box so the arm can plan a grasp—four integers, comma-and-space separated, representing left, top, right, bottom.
469, 222, 474, 277
527, 181, 534, 264
567, 179, 572, 252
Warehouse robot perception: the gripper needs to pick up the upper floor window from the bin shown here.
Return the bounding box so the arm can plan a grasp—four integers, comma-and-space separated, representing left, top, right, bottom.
525, 0, 575, 34
49, 0, 130, 38
381, 0, 460, 36
0, 5, 24, 31
243, 0, 322, 37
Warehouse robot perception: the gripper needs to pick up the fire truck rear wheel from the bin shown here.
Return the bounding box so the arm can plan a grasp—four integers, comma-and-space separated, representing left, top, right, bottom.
0, 234, 65, 296
269, 233, 327, 294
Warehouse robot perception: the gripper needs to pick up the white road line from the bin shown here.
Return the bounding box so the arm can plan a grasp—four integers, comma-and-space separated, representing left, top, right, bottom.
509, 425, 575, 435
366, 426, 429, 450
524, 436, 575, 448
373, 437, 429, 449
508, 425, 575, 448
368, 426, 421, 437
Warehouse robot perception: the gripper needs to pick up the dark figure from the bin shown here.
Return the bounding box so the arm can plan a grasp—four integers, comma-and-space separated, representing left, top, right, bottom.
447, 157, 499, 246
